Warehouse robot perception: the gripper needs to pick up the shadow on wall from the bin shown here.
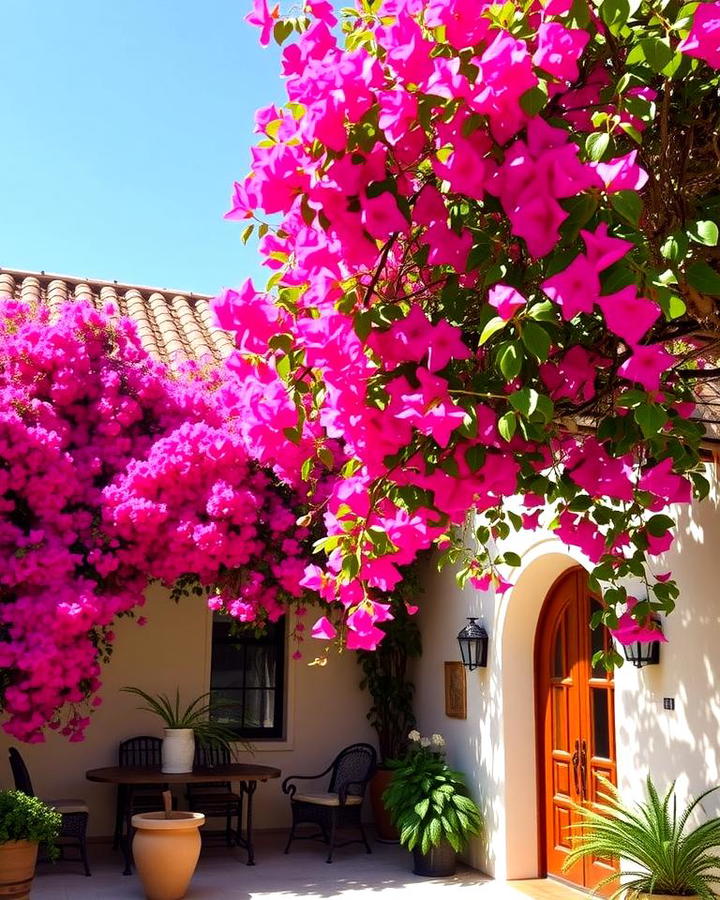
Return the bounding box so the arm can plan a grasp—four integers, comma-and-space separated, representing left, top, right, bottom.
616, 468, 720, 818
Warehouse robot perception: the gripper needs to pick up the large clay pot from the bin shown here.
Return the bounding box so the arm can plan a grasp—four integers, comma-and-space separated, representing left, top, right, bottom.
161, 728, 195, 774
369, 768, 399, 842
132, 812, 205, 900
0, 840, 39, 900
412, 839, 456, 877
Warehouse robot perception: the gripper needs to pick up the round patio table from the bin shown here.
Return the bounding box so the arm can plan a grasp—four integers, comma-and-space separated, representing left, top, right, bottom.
86, 763, 281, 874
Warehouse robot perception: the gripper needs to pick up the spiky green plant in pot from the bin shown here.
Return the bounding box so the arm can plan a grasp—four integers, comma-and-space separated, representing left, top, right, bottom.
564, 776, 720, 899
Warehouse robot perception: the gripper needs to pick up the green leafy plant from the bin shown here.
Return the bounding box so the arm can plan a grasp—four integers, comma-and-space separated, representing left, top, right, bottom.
0, 790, 61, 857
564, 776, 720, 898
357, 596, 422, 764
122, 686, 247, 754
383, 731, 483, 854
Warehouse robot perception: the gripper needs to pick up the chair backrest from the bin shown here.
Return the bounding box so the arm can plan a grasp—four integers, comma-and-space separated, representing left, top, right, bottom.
119, 735, 163, 768
328, 743, 377, 798
8, 747, 35, 796
193, 743, 231, 768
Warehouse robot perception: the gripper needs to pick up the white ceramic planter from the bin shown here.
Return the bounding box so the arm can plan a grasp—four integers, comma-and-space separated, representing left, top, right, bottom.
161, 728, 195, 774
132, 812, 204, 900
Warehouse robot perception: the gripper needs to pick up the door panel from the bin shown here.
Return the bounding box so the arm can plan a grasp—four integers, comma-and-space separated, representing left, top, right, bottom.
535, 568, 618, 895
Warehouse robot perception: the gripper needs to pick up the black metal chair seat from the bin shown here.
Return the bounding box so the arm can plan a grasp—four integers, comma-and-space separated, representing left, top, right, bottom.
8, 748, 91, 877
282, 742, 377, 863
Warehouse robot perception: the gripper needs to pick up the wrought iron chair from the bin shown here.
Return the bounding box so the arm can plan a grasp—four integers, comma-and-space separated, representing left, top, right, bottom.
186, 743, 241, 847
282, 742, 377, 863
8, 747, 91, 876
113, 735, 169, 851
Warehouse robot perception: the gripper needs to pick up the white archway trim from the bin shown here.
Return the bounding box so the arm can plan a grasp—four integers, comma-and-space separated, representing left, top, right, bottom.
492, 535, 591, 879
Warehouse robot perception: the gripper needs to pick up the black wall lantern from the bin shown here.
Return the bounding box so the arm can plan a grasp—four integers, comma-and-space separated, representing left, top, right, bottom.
457, 617, 489, 670
622, 618, 663, 668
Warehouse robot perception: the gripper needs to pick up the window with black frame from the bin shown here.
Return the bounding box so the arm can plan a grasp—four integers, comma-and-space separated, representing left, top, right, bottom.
209, 614, 286, 740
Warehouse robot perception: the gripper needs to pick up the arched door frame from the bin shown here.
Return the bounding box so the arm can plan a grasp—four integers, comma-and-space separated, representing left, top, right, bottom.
495, 545, 588, 879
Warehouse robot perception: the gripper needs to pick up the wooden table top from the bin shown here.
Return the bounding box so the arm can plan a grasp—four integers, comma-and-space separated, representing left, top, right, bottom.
86, 764, 281, 784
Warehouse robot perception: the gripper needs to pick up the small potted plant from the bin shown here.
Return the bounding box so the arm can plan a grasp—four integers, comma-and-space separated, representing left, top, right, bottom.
563, 776, 720, 899
122, 687, 239, 773
382, 730, 483, 876
0, 789, 61, 897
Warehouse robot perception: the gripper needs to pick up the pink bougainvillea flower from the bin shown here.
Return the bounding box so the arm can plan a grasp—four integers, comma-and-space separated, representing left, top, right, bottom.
618, 343, 675, 391
488, 284, 527, 320
611, 601, 668, 646
541, 255, 599, 320
581, 223, 633, 271
533, 23, 590, 83
595, 151, 649, 192
361, 192, 409, 240
245, 0, 280, 47
597, 287, 661, 345
678, 1, 720, 69
640, 458, 692, 506
311, 616, 337, 640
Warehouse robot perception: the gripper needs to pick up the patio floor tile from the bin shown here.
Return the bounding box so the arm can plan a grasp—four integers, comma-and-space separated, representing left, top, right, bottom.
31, 832, 586, 899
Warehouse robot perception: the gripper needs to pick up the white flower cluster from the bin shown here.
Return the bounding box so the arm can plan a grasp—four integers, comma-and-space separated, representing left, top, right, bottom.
407, 730, 446, 748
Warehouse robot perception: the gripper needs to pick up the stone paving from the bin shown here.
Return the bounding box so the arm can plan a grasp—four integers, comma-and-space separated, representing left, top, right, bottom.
31, 832, 587, 900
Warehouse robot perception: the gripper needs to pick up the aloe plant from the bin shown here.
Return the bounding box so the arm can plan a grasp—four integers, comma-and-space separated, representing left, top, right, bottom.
122, 686, 246, 753
564, 776, 720, 899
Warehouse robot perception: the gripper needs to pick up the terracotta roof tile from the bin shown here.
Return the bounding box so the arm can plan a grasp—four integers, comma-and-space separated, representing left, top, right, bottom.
0, 268, 233, 370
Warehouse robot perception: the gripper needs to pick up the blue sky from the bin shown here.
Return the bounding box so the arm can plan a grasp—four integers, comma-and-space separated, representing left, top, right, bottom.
0, 1, 282, 295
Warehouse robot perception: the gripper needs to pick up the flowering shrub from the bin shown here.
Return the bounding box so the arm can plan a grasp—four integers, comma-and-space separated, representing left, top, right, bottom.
383, 730, 483, 852
223, 0, 720, 657
0, 299, 313, 741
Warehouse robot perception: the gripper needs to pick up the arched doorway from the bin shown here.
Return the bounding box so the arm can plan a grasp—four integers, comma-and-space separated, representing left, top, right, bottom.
535, 567, 618, 894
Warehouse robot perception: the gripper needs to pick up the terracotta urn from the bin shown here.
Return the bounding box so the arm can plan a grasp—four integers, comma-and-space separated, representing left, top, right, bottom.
161, 728, 195, 774
0, 839, 39, 900
132, 812, 205, 900
369, 768, 399, 842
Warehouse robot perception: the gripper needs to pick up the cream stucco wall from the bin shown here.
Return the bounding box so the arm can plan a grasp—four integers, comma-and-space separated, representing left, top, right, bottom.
0, 585, 375, 837
414, 462, 720, 881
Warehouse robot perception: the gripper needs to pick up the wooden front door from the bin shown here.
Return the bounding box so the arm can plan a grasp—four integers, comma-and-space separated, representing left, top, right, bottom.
535, 568, 618, 894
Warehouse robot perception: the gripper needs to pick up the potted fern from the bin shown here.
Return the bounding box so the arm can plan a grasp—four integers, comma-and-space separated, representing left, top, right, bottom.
0, 790, 61, 898
564, 776, 720, 899
122, 687, 239, 773
382, 730, 483, 876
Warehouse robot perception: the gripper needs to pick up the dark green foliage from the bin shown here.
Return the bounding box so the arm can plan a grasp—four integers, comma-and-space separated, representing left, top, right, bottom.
382, 736, 483, 854
564, 776, 720, 899
0, 790, 61, 857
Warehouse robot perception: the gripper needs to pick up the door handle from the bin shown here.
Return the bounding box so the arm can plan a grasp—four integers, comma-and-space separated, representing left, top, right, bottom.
580, 739, 588, 801
571, 740, 581, 797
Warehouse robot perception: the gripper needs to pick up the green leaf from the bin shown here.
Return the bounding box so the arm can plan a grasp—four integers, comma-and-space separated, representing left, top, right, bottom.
660, 232, 688, 263
509, 387, 538, 417
526, 300, 557, 323
687, 220, 719, 247
585, 132, 610, 162
686, 262, 720, 296
599, 0, 630, 30
502, 551, 522, 567
646, 514, 675, 537
497, 342, 523, 381
498, 411, 517, 442
520, 84, 548, 117
479, 315, 507, 345
521, 322, 551, 361
639, 36, 674, 73
634, 404, 668, 438
611, 191, 643, 226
